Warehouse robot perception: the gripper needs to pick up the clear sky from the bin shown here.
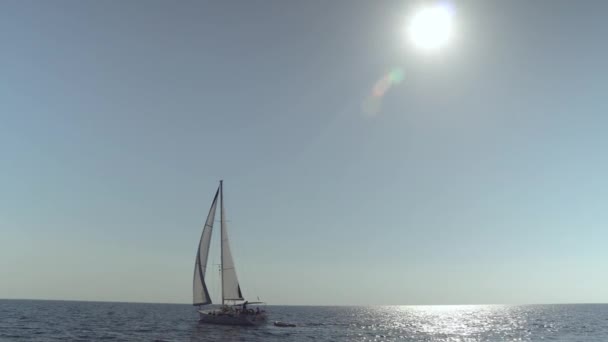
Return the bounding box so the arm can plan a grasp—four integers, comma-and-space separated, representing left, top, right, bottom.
1, 0, 608, 305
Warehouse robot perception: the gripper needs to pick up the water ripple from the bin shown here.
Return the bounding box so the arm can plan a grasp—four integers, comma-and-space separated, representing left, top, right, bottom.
1, 301, 607, 341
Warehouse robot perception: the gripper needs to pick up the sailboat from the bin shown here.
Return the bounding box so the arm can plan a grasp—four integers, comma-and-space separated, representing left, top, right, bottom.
193, 180, 268, 326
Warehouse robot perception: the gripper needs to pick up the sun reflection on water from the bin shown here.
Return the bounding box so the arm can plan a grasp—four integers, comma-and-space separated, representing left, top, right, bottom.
349, 305, 538, 341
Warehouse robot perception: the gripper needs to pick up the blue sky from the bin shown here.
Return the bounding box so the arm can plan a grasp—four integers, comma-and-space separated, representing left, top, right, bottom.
1, 0, 608, 305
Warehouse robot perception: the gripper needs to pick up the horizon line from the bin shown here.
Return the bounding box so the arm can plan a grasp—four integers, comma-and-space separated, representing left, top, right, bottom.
2, 298, 607, 307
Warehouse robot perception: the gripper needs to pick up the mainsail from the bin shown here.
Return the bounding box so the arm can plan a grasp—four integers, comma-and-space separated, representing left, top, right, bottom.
192, 187, 219, 306
220, 181, 244, 303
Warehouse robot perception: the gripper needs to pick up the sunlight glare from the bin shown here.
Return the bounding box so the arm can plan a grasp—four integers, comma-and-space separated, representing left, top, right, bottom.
407, 4, 454, 51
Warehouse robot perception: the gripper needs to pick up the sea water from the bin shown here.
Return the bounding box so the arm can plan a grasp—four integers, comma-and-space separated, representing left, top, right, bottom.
1, 300, 607, 341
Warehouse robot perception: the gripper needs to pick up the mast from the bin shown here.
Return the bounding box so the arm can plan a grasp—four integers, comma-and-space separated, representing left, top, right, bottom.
220, 180, 224, 306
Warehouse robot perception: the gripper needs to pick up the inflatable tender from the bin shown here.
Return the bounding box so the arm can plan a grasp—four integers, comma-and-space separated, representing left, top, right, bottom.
274, 321, 296, 327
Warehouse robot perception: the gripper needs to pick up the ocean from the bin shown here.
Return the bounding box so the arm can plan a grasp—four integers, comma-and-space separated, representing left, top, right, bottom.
1, 300, 607, 341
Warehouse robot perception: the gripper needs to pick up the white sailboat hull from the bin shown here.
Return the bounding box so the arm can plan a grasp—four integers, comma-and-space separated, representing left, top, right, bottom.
198, 311, 268, 326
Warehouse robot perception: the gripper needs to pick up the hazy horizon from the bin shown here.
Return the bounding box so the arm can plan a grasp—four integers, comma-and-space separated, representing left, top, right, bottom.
2, 0, 608, 306
3, 298, 608, 307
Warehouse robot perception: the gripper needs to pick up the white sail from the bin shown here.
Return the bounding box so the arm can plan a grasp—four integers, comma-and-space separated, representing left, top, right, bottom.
193, 187, 219, 306
220, 182, 244, 302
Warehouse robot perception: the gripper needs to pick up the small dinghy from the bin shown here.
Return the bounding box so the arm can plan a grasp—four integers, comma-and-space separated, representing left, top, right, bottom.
274, 321, 296, 327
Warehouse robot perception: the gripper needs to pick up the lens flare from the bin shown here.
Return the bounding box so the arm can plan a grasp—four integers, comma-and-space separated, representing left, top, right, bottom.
372, 68, 405, 99
363, 67, 405, 116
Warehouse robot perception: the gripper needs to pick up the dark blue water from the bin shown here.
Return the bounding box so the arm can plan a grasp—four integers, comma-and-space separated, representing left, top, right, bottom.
1, 300, 607, 341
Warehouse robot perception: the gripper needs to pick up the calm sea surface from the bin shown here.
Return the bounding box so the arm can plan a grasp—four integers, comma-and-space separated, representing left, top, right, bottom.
1, 300, 607, 341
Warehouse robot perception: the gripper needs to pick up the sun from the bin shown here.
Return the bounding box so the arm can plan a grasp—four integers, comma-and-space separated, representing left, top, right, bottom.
407, 4, 454, 51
